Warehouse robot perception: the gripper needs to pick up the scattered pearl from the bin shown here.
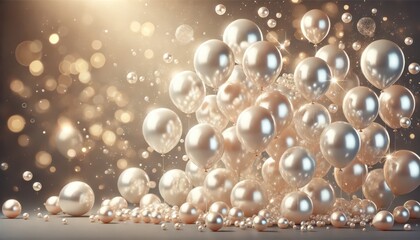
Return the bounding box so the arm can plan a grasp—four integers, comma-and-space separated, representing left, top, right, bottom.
23, 212, 29, 220
404, 224, 411, 231
161, 223, 167, 230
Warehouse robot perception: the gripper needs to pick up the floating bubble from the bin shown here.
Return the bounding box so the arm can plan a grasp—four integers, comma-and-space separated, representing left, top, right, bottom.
163, 53, 173, 63
400, 117, 411, 129
371, 8, 377, 14
267, 19, 277, 28
215, 4, 226, 15
276, 12, 282, 18
0, 162, 8, 171
7, 115, 26, 133
352, 41, 361, 51
23, 171, 33, 181
357, 17, 376, 37
408, 62, 420, 75
341, 13, 352, 23
126, 72, 138, 84
258, 7, 269, 18
404, 37, 413, 45
33, 182, 42, 191
175, 24, 194, 44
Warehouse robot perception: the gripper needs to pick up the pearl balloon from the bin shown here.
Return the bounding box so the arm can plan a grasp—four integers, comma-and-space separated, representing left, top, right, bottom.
169, 71, 206, 114
372, 210, 394, 231
117, 167, 150, 204
59, 181, 95, 216
209, 201, 230, 217
159, 169, 192, 206
300, 9, 331, 44
277, 217, 289, 229
2, 199, 21, 219
193, 39, 235, 89
261, 157, 288, 189
185, 160, 208, 187
356, 199, 377, 217
279, 146, 315, 188
230, 180, 267, 217
362, 169, 394, 209
343, 86, 379, 130
98, 206, 114, 224
109, 196, 128, 211
320, 121, 360, 169
223, 19, 263, 63
334, 158, 368, 194
217, 81, 252, 123
330, 211, 347, 228
266, 126, 300, 160
228, 207, 244, 223
205, 212, 224, 231
315, 44, 350, 80
195, 95, 229, 132
384, 150, 420, 195
294, 102, 331, 142
393, 206, 410, 223
379, 85, 415, 129
358, 123, 390, 166
280, 191, 313, 223
253, 215, 268, 231
179, 202, 199, 224
404, 200, 420, 219
361, 39, 405, 89
44, 196, 61, 215
204, 168, 237, 205
139, 193, 161, 208
187, 186, 209, 211
294, 57, 331, 101
301, 178, 335, 215
325, 71, 360, 105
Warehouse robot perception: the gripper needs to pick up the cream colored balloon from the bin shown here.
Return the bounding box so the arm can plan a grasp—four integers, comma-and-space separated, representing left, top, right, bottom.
59, 181, 95, 216
280, 191, 313, 223
179, 202, 199, 224
372, 210, 394, 231
230, 179, 268, 217
44, 196, 61, 215
379, 85, 415, 129
158, 169, 192, 206
261, 157, 288, 189
384, 150, 420, 195
186, 186, 209, 211
139, 193, 161, 208
334, 158, 368, 194
393, 206, 410, 224
343, 86, 379, 130
301, 178, 335, 215
205, 212, 224, 231
195, 95, 229, 132
362, 169, 394, 209
279, 146, 316, 188
98, 206, 114, 224
266, 126, 300, 160
204, 168, 238, 205
221, 126, 254, 175
169, 71, 206, 114
404, 200, 420, 219
325, 71, 360, 105
300, 9, 331, 44
117, 167, 150, 204
358, 123, 390, 166
315, 44, 350, 80
2, 199, 21, 219
217, 81, 252, 122
330, 211, 347, 228
294, 102, 331, 142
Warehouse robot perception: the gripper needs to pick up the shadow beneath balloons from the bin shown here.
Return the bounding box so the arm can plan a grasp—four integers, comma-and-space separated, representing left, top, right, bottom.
217, 229, 235, 232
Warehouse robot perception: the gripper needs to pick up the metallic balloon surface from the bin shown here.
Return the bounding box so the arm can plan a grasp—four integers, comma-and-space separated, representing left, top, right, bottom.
242, 41, 282, 89
230, 179, 268, 217
384, 150, 420, 195
117, 167, 150, 203
209, 201, 230, 217
256, 90, 293, 136
279, 146, 316, 188
236, 106, 276, 153
379, 85, 415, 129
217, 81, 252, 122
139, 193, 161, 208
253, 215, 268, 231
372, 210, 394, 231
186, 186, 209, 211
300, 9, 330, 44
205, 212, 224, 231
334, 158, 368, 194
195, 95, 229, 132
223, 19, 263, 64
301, 178, 335, 215
185, 123, 224, 170
280, 191, 313, 223
404, 200, 420, 219
98, 206, 114, 224
262, 157, 288, 189
109, 196, 127, 211
179, 202, 199, 224
158, 169, 192, 206
266, 126, 300, 160
294, 102, 331, 142
393, 206, 410, 224
169, 71, 206, 114
361, 39, 405, 89
315, 44, 350, 80
185, 160, 208, 187
2, 199, 21, 219
193, 39, 235, 89
325, 71, 360, 105
320, 121, 360, 169
58, 181, 95, 216
228, 65, 260, 103
362, 169, 394, 209
221, 126, 254, 175
330, 211, 347, 228
342, 86, 379, 129
44, 196, 61, 215
204, 168, 238, 205
294, 57, 331, 101
142, 108, 182, 154
358, 123, 390, 166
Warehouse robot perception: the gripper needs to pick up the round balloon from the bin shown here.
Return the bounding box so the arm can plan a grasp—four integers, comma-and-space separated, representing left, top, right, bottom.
169, 71, 206, 114
217, 81, 252, 122
236, 106, 276, 153
242, 41, 282, 89
196, 95, 229, 132
302, 178, 335, 215
266, 126, 300, 160
362, 169, 394, 209
334, 158, 368, 194
358, 123, 390, 166
279, 146, 316, 188
228, 65, 260, 102
294, 102, 331, 142
185, 123, 224, 170
142, 108, 182, 154
361, 39, 405, 89
320, 121, 360, 169
117, 168, 150, 203
194, 39, 235, 89
379, 85, 415, 129
221, 126, 254, 175
300, 9, 330, 44
325, 71, 360, 105
159, 169, 192, 206
187, 186, 209, 211
262, 157, 288, 189
204, 168, 238, 205
294, 57, 331, 101
315, 44, 350, 80
230, 179, 267, 217
185, 160, 208, 187
59, 181, 95, 216
280, 191, 313, 223
343, 86, 379, 130
223, 19, 263, 64
384, 150, 420, 195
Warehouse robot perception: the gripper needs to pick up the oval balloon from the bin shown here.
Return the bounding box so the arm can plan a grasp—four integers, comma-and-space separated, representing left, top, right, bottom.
362, 169, 394, 209
300, 9, 330, 45
294, 102, 331, 143
315, 44, 350, 80
230, 179, 267, 217
379, 85, 415, 129
343, 86, 379, 130
325, 71, 360, 105
358, 123, 390, 166
196, 95, 229, 132
217, 81, 252, 122
159, 169, 192, 206
262, 157, 288, 189
334, 158, 368, 194
279, 146, 316, 188
266, 126, 300, 160
169, 71, 206, 114
301, 178, 335, 215
384, 150, 420, 195
204, 168, 238, 205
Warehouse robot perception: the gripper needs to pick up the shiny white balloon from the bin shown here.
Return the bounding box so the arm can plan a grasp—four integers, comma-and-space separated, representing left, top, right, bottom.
195, 95, 229, 132
279, 146, 316, 188
294, 102, 331, 142
169, 71, 206, 114
117, 168, 150, 204
300, 9, 330, 44
159, 169, 192, 206
59, 181, 95, 216
343, 86, 379, 130
315, 44, 350, 80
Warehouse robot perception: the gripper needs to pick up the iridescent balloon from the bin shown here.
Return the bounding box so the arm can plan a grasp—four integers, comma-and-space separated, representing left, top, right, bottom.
384, 150, 420, 195
217, 81, 252, 122
330, 211, 347, 228
315, 45, 350, 80
294, 102, 331, 142
334, 158, 368, 194
185, 123, 224, 170
301, 178, 335, 215
236, 106, 276, 153
227, 65, 260, 102
280, 191, 313, 223
358, 123, 390, 166
194, 39, 234, 89
117, 168, 149, 204
187, 186, 209, 211
279, 146, 315, 188
195, 95, 229, 132
204, 168, 238, 205
98, 206, 114, 224
361, 39, 405, 89
362, 169, 394, 209
142, 108, 182, 154
230, 179, 267, 217
379, 85, 415, 129
179, 202, 199, 224
294, 57, 331, 101
205, 212, 224, 231
223, 19, 263, 64
159, 169, 192, 206
325, 71, 360, 105
169, 71, 206, 114
373, 210, 394, 231
59, 181, 95, 216
393, 206, 410, 224
242, 41, 282, 89
404, 200, 420, 219
320, 121, 360, 169
209, 201, 230, 217
343, 86, 379, 130
300, 9, 330, 44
